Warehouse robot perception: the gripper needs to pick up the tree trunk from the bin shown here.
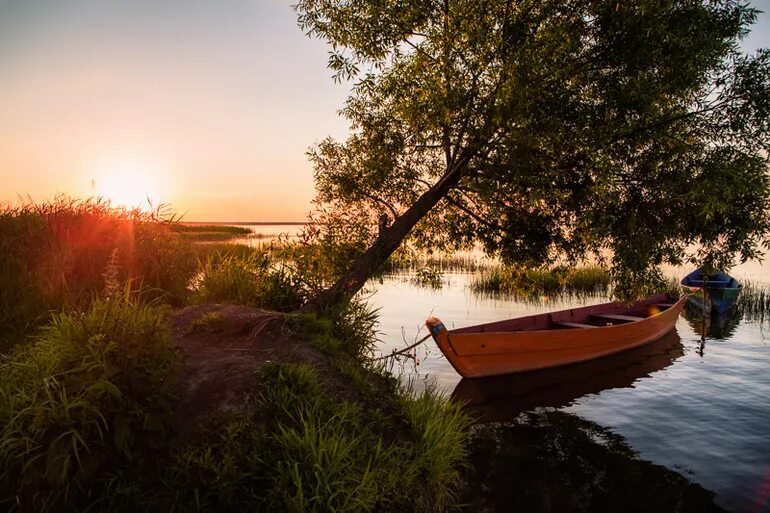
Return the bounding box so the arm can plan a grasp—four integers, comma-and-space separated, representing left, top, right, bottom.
302, 164, 467, 312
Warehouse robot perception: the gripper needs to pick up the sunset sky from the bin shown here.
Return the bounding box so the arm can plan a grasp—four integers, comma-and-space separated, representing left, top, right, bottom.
1, 0, 769, 221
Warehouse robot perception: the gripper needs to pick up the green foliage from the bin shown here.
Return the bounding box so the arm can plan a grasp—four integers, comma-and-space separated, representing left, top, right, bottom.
296, 0, 770, 300
287, 297, 380, 359
412, 266, 444, 289
0, 197, 197, 349
278, 219, 370, 292
193, 251, 306, 312
0, 294, 178, 512
138, 363, 469, 513
472, 265, 611, 299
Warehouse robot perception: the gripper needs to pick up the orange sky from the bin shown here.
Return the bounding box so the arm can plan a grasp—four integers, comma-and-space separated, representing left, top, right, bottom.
1, 1, 769, 221
0, 0, 348, 221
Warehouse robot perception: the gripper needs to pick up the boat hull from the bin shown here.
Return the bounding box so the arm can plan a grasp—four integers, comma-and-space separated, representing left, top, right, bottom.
680, 269, 741, 315
428, 293, 685, 378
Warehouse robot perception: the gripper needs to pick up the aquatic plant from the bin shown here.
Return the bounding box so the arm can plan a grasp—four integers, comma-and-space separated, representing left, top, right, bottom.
411, 266, 444, 289
173, 224, 252, 235
736, 280, 770, 322
471, 264, 612, 300
383, 248, 491, 274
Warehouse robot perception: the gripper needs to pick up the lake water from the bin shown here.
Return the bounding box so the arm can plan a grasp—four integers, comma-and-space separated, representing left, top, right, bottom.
227, 223, 304, 244
226, 224, 770, 512
369, 270, 770, 513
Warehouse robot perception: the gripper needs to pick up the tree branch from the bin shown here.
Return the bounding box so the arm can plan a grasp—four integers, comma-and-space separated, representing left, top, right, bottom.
358, 190, 400, 220
445, 193, 515, 235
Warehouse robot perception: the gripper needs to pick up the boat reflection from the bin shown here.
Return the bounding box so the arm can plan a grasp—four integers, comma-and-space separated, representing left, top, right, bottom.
681, 303, 741, 340
451, 330, 684, 423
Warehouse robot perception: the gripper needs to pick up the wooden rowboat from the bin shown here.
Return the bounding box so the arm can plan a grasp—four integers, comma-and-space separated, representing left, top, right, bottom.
680, 269, 741, 315
451, 330, 684, 422
425, 293, 686, 378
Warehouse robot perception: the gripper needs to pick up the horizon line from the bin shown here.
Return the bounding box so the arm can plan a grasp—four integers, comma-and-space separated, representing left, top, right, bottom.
182, 221, 308, 225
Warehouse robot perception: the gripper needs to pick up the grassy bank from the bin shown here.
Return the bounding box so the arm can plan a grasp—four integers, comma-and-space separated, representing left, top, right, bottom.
0, 199, 472, 512
0, 294, 471, 512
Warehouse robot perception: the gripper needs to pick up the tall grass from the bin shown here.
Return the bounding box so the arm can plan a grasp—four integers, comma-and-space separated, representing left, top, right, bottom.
471, 264, 611, 300
288, 297, 381, 359
149, 362, 470, 513
736, 280, 770, 321
192, 250, 307, 312
0, 197, 197, 348
0, 292, 178, 512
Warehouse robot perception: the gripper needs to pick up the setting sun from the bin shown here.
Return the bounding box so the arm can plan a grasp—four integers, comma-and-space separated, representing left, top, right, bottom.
95, 165, 161, 210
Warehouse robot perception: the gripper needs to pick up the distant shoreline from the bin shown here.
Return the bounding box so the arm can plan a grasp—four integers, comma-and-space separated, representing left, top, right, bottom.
181, 221, 307, 226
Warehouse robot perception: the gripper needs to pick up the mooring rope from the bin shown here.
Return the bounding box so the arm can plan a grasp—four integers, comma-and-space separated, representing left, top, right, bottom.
374, 332, 433, 360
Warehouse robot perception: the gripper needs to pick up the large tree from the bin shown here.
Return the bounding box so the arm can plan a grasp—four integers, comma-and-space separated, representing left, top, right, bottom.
296, 0, 770, 309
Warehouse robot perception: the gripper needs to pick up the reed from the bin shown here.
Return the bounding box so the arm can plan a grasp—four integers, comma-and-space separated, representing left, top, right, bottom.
0, 197, 198, 349
173, 225, 252, 235
471, 264, 612, 300
192, 251, 307, 312
383, 248, 491, 273
736, 280, 770, 321
411, 266, 444, 288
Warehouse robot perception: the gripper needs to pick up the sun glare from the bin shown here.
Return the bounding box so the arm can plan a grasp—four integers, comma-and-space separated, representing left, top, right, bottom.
96, 165, 161, 211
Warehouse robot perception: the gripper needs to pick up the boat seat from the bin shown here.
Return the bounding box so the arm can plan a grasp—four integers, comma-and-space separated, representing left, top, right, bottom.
688, 280, 728, 286
592, 313, 644, 323
555, 321, 597, 329
653, 303, 675, 308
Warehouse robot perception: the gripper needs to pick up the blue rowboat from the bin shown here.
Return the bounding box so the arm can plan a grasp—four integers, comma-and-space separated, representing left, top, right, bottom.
680, 269, 742, 315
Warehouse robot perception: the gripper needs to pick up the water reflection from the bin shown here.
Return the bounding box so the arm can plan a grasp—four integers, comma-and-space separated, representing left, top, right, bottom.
370, 271, 770, 511
682, 303, 742, 341
452, 330, 684, 423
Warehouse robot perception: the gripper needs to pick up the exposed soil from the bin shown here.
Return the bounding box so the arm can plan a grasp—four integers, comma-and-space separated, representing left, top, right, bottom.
168, 304, 326, 438
167, 304, 402, 441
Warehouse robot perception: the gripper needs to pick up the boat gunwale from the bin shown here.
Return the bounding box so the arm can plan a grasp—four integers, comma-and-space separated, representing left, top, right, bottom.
448, 293, 683, 337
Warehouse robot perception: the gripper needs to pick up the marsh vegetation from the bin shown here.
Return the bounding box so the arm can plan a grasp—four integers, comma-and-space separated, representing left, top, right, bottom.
0, 199, 471, 512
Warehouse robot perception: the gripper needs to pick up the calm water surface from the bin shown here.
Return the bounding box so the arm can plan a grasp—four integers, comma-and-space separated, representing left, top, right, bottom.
369, 268, 770, 513
220, 223, 769, 511
229, 223, 304, 244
